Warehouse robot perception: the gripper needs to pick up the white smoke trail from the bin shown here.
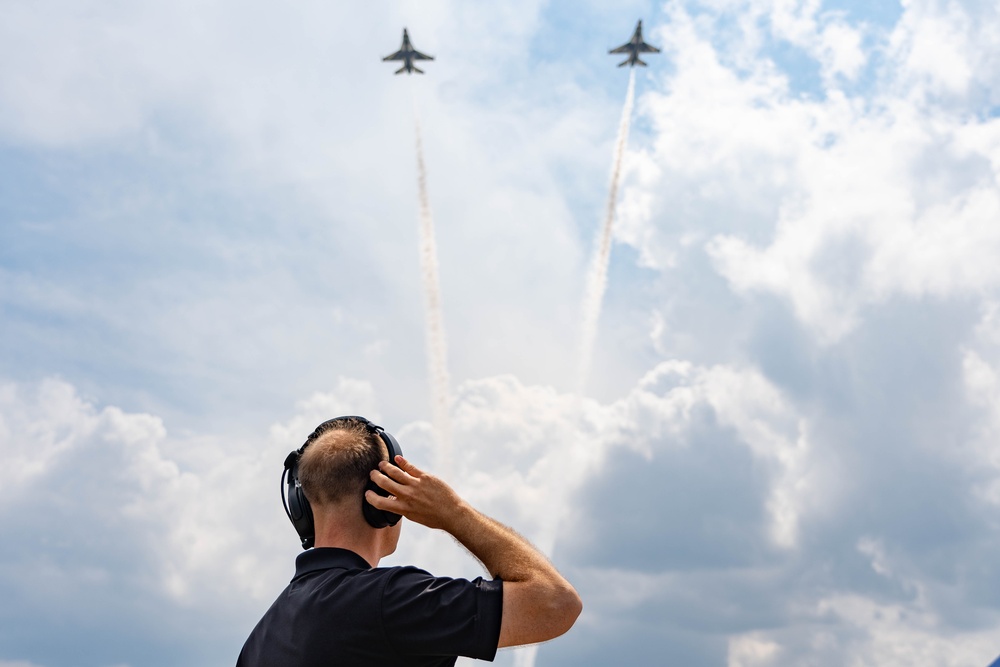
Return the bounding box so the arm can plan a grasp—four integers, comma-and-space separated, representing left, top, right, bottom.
413, 109, 454, 479
509, 72, 638, 667
577, 69, 636, 393
513, 646, 540, 667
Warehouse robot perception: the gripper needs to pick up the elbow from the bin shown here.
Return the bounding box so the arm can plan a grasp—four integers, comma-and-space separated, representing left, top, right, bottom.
551, 585, 583, 638
565, 586, 583, 624
498, 580, 583, 648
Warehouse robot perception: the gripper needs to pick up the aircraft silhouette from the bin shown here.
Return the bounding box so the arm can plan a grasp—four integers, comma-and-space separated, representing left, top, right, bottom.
609, 20, 661, 67
383, 28, 434, 75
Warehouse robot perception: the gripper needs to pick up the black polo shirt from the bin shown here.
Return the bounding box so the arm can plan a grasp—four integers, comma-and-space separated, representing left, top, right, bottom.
237, 548, 503, 666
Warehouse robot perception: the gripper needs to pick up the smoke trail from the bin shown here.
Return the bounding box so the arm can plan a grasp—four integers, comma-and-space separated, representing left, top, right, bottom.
577, 69, 636, 393
513, 73, 638, 667
413, 111, 454, 478
513, 646, 540, 667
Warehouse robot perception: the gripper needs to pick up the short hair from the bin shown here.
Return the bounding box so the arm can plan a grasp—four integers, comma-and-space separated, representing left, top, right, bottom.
298, 417, 387, 508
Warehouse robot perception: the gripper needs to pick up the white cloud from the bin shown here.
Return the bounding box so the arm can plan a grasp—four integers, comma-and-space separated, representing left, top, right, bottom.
0, 379, 102, 499
629, 361, 816, 548
4, 331, 1000, 665
680, 0, 867, 83
757, 0, 867, 83
890, 0, 980, 100
0, 359, 811, 662
743, 587, 1000, 667
621, 1, 1000, 342
0, 0, 608, 424
728, 634, 781, 667
960, 303, 1000, 508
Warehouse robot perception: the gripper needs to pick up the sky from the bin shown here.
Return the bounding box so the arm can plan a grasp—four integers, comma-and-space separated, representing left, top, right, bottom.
2, 0, 1000, 665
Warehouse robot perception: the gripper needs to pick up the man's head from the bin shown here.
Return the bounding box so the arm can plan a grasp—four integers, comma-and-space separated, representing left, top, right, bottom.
298, 417, 388, 512
282, 416, 404, 558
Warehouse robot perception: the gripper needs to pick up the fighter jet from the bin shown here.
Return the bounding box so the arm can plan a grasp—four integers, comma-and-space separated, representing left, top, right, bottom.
609, 20, 661, 67
383, 28, 434, 75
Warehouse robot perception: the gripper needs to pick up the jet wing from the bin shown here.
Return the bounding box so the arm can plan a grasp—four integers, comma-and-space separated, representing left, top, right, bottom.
638, 42, 661, 53
383, 50, 406, 61
609, 43, 633, 54
410, 49, 434, 61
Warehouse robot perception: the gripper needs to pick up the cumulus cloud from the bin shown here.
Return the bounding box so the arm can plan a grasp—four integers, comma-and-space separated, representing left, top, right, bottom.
0, 0, 602, 428
576, 2, 1000, 664
720, 0, 868, 83
0, 376, 395, 666
889, 0, 1000, 106
5, 328, 1000, 666
2, 364, 800, 665
618, 1, 1000, 344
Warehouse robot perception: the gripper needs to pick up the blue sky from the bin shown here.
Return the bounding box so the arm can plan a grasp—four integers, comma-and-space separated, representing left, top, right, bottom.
3, 1, 1000, 666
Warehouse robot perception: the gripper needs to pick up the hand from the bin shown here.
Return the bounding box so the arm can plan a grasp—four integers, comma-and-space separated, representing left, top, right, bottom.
366, 456, 469, 532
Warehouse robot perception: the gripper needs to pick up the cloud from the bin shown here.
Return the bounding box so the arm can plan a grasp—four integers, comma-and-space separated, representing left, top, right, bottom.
726, 570, 1000, 667
889, 0, 1000, 106
2, 364, 794, 662
619, 1, 1000, 343
556, 3, 1000, 662
4, 330, 1000, 666
0, 375, 389, 666
0, 0, 610, 431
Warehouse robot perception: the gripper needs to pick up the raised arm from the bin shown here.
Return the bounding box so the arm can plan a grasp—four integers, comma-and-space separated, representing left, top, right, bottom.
367, 456, 583, 648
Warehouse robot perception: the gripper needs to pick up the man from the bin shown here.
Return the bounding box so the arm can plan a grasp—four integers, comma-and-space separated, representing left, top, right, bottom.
237, 416, 582, 666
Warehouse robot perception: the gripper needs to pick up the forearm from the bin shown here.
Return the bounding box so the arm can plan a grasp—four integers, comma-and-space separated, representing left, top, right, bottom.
445, 502, 556, 583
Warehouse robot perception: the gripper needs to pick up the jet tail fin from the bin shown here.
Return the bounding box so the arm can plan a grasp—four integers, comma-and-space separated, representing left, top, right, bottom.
635, 58, 648, 67
618, 59, 630, 67
395, 65, 408, 75
412, 65, 424, 74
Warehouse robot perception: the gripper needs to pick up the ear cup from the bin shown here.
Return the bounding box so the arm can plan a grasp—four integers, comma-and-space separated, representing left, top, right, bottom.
283, 453, 316, 549
289, 485, 316, 549
362, 477, 396, 528
362, 429, 403, 528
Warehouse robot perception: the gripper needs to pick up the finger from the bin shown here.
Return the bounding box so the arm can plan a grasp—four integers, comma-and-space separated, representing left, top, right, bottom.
365, 489, 401, 512
378, 459, 414, 484
370, 468, 405, 496
394, 455, 423, 476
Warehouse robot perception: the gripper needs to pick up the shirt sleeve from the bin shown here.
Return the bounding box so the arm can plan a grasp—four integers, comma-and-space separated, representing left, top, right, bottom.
379, 566, 503, 661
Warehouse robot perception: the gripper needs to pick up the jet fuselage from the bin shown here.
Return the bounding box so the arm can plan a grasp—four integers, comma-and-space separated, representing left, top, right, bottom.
609, 19, 661, 68
383, 28, 434, 75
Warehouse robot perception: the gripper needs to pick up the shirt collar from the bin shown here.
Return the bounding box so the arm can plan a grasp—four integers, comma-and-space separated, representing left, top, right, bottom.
293, 547, 371, 580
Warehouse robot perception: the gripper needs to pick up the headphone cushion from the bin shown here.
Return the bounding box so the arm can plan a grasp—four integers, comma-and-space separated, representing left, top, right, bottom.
287, 482, 315, 548
363, 477, 401, 528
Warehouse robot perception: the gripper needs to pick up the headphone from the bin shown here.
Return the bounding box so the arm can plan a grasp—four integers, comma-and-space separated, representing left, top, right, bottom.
281, 416, 403, 550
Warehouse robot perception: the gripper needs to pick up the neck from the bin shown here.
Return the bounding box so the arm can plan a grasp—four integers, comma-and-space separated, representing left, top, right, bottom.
312, 504, 387, 568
